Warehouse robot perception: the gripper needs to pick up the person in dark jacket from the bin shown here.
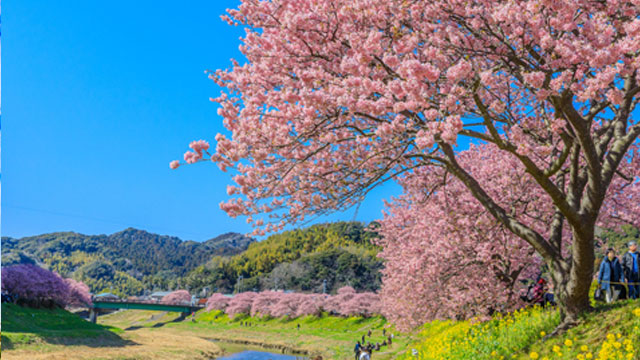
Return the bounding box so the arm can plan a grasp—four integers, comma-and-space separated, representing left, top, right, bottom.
354, 341, 362, 360
598, 248, 623, 303
622, 241, 640, 300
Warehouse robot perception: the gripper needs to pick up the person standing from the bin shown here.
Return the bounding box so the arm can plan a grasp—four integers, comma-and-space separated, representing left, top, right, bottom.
354, 341, 362, 360
622, 241, 640, 299
598, 248, 623, 303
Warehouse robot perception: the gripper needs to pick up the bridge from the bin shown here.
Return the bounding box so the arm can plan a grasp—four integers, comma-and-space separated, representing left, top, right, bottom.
89, 298, 204, 323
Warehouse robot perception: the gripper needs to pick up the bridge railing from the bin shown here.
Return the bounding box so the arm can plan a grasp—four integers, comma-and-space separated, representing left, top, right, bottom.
91, 297, 204, 308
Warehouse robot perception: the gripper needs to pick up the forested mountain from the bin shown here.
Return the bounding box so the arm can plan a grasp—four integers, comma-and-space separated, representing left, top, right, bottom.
1, 222, 383, 297
183, 221, 384, 294
1, 228, 255, 296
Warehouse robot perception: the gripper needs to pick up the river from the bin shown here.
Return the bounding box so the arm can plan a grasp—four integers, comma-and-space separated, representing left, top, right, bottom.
216, 350, 308, 359
213, 341, 309, 360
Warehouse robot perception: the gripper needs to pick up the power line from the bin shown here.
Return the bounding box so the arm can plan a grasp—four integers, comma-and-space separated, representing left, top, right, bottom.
2, 203, 223, 240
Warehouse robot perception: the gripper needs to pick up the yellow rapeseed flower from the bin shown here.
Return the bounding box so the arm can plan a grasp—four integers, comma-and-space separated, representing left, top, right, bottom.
530, 352, 539, 359
565, 339, 574, 347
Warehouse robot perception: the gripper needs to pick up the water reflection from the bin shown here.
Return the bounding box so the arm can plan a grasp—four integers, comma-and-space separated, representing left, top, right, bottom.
217, 350, 307, 359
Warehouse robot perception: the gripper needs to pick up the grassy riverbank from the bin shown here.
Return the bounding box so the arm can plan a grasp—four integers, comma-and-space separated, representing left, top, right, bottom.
1, 304, 222, 360
4, 300, 638, 360
99, 309, 413, 359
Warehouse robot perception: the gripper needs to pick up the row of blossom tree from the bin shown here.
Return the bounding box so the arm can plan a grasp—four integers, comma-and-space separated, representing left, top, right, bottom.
1, 264, 92, 308
205, 286, 381, 318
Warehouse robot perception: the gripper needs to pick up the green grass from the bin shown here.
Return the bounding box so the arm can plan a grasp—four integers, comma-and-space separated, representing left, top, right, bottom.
6, 299, 638, 360
98, 309, 412, 359
1, 303, 124, 349
188, 311, 410, 359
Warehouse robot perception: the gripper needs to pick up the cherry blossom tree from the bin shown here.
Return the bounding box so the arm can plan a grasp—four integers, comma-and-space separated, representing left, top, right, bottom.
294, 293, 326, 317
206, 293, 231, 312
323, 286, 357, 315
215, 289, 380, 318
250, 290, 281, 316
269, 292, 304, 318
162, 289, 192, 304
1, 264, 91, 308
174, 0, 640, 329
65, 278, 93, 307
377, 144, 547, 329
225, 291, 257, 317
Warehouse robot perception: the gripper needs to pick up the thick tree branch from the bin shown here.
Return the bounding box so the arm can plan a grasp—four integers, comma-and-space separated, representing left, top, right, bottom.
438, 141, 562, 263
472, 91, 581, 227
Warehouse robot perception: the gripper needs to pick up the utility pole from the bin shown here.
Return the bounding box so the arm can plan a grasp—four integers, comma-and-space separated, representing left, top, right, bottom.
322, 279, 327, 294
237, 275, 243, 294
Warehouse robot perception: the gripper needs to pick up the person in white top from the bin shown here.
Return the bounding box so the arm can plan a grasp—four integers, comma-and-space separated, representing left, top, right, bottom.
359, 349, 371, 360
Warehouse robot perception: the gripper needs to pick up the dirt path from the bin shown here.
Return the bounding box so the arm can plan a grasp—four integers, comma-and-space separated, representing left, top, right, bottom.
2, 327, 222, 360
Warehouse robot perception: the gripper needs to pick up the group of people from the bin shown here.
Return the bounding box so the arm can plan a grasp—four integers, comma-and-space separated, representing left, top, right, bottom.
522, 277, 556, 307
354, 329, 394, 360
597, 241, 640, 303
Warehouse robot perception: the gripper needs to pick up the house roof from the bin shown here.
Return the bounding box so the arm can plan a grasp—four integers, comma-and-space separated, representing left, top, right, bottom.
95, 292, 119, 298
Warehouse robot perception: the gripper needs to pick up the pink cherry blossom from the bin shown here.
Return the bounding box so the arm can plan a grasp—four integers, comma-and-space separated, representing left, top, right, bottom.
2, 264, 92, 307
215, 289, 381, 319
175, 0, 640, 328
189, 140, 210, 155
206, 293, 231, 311
161, 290, 191, 305
65, 278, 92, 307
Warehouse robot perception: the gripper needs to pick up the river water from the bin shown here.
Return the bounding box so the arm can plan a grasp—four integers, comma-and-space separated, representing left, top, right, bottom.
212, 341, 309, 360
216, 350, 307, 359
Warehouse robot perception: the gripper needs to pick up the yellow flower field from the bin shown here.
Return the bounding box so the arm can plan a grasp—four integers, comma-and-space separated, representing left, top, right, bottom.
402, 301, 639, 360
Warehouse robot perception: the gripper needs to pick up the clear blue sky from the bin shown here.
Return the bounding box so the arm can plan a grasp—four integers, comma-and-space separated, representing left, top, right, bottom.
2, 0, 401, 241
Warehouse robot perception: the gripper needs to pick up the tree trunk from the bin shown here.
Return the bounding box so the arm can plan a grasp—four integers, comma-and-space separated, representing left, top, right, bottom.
548, 226, 595, 332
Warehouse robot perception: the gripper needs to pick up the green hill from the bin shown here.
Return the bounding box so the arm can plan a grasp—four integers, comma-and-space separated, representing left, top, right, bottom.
1, 222, 384, 296
183, 221, 383, 294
